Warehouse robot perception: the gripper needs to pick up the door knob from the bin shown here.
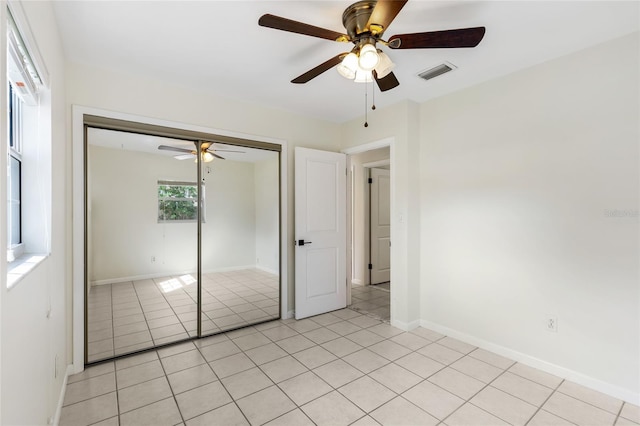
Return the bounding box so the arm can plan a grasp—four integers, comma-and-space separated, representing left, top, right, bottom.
298, 239, 312, 246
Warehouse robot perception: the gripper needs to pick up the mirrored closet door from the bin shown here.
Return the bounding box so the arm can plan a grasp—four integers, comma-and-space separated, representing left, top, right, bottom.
200, 147, 280, 336
85, 124, 280, 363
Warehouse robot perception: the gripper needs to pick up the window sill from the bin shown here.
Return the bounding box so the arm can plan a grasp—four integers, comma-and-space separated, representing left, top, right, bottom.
7, 253, 49, 289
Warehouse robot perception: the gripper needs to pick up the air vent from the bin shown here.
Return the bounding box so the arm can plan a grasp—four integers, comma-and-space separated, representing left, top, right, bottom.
418, 62, 457, 81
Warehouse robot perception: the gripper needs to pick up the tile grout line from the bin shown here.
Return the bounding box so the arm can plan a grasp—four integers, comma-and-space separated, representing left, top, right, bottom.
614, 402, 625, 425
123, 281, 155, 354
89, 270, 280, 364
152, 275, 192, 343
523, 378, 569, 426
151, 347, 188, 425
189, 336, 253, 425
74, 311, 632, 426
112, 339, 121, 426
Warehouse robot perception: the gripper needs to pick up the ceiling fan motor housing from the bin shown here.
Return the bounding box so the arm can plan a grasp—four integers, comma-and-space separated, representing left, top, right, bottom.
342, 0, 377, 40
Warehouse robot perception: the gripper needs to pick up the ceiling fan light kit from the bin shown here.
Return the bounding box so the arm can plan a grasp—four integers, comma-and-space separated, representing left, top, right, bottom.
354, 69, 373, 83
258, 0, 486, 125
198, 151, 215, 163
358, 43, 380, 70
337, 52, 359, 79
374, 51, 395, 78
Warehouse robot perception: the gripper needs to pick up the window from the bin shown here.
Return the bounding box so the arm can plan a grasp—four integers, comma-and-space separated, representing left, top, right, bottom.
157, 181, 205, 222
7, 83, 22, 250
6, 6, 50, 286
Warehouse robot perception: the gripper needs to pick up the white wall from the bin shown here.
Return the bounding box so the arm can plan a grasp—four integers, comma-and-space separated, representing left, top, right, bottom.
89, 144, 258, 282
0, 1, 68, 424
419, 33, 639, 401
254, 155, 280, 274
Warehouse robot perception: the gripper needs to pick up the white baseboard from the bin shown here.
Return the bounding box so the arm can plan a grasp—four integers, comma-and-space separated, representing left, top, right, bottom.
53, 365, 74, 426
282, 310, 295, 320
351, 279, 362, 285
256, 264, 279, 275
92, 264, 259, 286
390, 318, 421, 331
419, 319, 640, 405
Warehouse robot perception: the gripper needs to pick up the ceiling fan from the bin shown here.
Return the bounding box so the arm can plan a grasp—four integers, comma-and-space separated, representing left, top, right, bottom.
258, 0, 486, 91
158, 142, 244, 162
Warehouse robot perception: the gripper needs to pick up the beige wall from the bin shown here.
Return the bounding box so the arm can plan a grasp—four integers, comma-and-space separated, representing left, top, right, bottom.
255, 155, 280, 274
0, 1, 68, 424
341, 100, 423, 328
89, 145, 266, 282
418, 32, 639, 400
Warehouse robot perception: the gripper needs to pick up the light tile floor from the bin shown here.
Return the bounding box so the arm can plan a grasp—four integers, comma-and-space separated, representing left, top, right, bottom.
88, 269, 279, 362
350, 284, 390, 321
62, 308, 639, 426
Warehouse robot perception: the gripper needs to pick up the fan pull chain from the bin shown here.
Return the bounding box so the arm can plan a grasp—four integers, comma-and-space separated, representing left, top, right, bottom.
364, 82, 368, 128
371, 78, 376, 111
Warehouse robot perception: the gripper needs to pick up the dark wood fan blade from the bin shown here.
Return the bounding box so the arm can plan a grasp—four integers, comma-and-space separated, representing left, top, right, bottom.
292, 53, 347, 84
374, 71, 400, 92
158, 145, 193, 154
208, 148, 244, 153
388, 27, 486, 49
259, 14, 348, 41
366, 0, 408, 35
212, 153, 225, 160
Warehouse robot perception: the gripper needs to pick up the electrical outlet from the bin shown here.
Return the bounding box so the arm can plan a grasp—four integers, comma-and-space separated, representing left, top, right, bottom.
546, 316, 558, 332
151, 256, 156, 263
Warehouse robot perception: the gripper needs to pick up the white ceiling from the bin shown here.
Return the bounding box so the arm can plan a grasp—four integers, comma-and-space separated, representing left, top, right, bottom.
53, 1, 639, 123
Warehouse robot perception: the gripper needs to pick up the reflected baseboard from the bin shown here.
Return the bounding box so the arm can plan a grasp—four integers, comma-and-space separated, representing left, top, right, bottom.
255, 264, 279, 275
91, 264, 265, 286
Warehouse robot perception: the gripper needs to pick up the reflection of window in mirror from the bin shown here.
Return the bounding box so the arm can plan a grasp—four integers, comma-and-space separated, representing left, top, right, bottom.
157, 180, 205, 223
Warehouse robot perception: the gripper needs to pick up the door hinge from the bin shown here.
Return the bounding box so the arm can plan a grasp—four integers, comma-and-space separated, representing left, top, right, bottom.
368, 177, 373, 184
368, 263, 373, 270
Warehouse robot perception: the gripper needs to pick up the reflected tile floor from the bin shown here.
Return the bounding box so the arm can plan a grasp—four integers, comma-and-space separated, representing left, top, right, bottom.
62, 308, 639, 426
350, 284, 390, 321
87, 269, 279, 362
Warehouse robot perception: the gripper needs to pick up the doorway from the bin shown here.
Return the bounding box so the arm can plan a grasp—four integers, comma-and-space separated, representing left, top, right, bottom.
84, 119, 281, 363
347, 147, 391, 321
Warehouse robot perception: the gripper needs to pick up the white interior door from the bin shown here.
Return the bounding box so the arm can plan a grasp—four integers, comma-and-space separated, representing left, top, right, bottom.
370, 168, 391, 284
295, 147, 347, 319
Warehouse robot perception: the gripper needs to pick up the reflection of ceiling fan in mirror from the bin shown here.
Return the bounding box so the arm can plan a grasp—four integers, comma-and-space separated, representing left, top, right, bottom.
157, 142, 244, 162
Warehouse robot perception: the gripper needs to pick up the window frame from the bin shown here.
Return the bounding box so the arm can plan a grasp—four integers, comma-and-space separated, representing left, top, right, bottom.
157, 180, 206, 223
7, 82, 23, 254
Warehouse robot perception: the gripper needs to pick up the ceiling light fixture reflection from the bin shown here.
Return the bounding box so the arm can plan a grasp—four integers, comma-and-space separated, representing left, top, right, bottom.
195, 151, 215, 163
